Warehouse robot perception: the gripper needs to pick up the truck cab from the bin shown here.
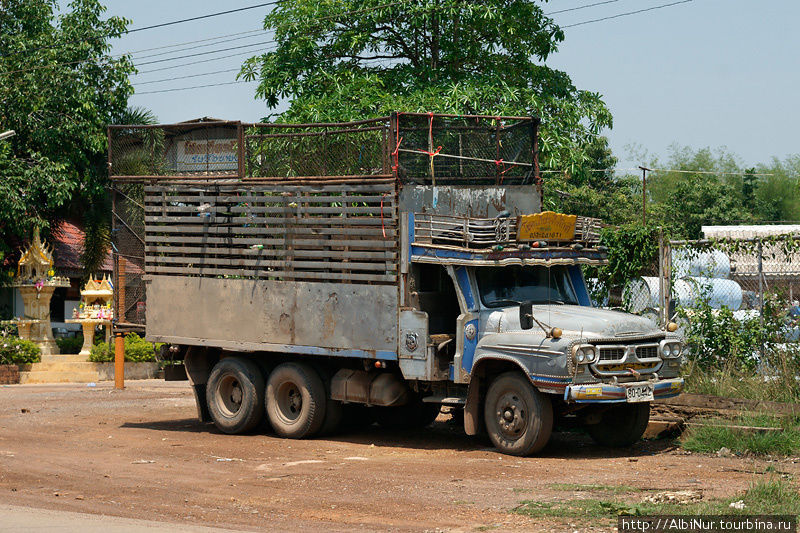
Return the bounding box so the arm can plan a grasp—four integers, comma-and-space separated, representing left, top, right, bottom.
400, 209, 683, 455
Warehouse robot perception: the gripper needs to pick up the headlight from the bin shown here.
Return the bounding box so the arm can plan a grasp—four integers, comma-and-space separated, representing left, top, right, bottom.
661, 341, 682, 358
573, 345, 597, 364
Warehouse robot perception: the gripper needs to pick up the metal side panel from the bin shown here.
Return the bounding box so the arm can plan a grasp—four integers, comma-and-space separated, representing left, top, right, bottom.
399, 185, 540, 218
145, 276, 398, 353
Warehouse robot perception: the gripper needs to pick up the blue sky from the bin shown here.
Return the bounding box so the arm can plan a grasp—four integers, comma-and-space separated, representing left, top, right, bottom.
105, 0, 800, 170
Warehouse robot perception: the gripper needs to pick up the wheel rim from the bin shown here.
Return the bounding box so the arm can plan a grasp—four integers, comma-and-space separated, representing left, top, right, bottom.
216, 374, 243, 417
494, 391, 528, 440
275, 381, 303, 424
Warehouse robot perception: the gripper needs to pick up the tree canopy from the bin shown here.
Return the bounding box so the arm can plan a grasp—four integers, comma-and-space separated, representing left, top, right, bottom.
0, 0, 133, 257
240, 0, 612, 170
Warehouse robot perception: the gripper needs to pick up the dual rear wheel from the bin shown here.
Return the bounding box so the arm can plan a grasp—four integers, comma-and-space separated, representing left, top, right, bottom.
207, 359, 335, 438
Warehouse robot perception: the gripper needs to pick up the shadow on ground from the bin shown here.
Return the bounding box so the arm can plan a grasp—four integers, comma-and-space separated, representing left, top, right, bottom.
121, 417, 678, 458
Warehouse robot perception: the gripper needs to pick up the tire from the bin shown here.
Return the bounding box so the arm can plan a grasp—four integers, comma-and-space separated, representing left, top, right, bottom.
374, 401, 441, 429
483, 372, 553, 456
265, 362, 327, 439
206, 357, 265, 435
586, 403, 650, 447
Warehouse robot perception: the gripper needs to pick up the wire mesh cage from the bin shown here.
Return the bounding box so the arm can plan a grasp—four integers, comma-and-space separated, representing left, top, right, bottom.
394, 113, 539, 185
109, 121, 242, 179
244, 119, 391, 179
111, 182, 147, 329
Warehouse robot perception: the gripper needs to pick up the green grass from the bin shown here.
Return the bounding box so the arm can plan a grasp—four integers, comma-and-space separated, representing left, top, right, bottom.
514, 477, 800, 522
681, 414, 800, 456
548, 483, 642, 494
682, 360, 800, 404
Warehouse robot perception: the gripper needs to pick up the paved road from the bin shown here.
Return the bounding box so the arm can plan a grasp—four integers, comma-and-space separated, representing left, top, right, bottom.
0, 504, 244, 533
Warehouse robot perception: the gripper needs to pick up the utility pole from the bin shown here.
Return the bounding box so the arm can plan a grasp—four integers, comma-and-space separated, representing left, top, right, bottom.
638, 166, 651, 225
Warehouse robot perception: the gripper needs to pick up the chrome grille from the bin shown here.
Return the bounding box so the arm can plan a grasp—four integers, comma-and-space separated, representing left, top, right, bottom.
636, 346, 659, 359
599, 347, 625, 361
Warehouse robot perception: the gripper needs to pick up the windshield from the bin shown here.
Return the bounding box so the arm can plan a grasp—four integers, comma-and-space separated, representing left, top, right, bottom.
476, 265, 579, 307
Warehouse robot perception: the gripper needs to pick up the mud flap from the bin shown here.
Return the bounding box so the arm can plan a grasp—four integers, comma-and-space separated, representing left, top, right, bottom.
192, 384, 211, 422
463, 375, 482, 435
184, 346, 216, 422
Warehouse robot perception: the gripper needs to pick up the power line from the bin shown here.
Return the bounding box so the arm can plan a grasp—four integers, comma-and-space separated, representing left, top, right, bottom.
562, 0, 693, 28
127, 31, 268, 61
545, 0, 620, 16
0, 2, 282, 60
134, 79, 254, 96
126, 1, 282, 33
112, 29, 264, 57
134, 45, 277, 75
135, 68, 242, 86
135, 40, 275, 67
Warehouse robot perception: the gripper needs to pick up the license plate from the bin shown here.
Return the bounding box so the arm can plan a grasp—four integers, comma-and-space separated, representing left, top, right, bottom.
625, 383, 654, 403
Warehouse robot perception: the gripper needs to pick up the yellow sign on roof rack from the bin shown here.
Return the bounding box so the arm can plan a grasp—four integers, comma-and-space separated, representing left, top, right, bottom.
517, 211, 577, 241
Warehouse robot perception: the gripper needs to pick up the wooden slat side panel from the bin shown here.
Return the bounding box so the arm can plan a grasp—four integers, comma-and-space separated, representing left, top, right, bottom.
143, 182, 400, 285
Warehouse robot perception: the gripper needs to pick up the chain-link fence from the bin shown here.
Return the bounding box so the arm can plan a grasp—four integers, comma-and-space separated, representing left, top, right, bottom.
395, 113, 538, 185
111, 183, 146, 330
590, 233, 800, 347
108, 114, 540, 185
109, 121, 242, 179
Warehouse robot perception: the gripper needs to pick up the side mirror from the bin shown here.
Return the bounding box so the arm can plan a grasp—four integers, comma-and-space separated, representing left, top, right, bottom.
519, 301, 534, 330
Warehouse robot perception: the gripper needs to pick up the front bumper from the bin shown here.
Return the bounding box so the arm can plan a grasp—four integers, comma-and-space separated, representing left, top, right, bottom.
564, 377, 683, 403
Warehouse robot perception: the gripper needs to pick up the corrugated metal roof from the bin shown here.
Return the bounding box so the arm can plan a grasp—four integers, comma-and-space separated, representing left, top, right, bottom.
703, 225, 800, 239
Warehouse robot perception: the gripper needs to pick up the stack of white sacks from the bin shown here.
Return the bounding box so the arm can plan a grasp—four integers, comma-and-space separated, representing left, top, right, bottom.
624, 249, 746, 315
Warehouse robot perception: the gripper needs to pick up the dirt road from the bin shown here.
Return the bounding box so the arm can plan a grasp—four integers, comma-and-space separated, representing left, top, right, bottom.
0, 381, 796, 532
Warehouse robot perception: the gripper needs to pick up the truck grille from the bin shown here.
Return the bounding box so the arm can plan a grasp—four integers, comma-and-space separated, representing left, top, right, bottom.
599, 347, 625, 361
589, 338, 664, 377
636, 345, 659, 359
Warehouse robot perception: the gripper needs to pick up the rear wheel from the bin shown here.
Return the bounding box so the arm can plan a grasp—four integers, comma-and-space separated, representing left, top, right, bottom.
206, 357, 265, 434
266, 362, 327, 438
484, 372, 553, 456
586, 403, 650, 447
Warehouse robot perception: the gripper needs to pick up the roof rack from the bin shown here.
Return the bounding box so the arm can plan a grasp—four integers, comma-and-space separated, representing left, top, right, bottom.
412, 213, 603, 250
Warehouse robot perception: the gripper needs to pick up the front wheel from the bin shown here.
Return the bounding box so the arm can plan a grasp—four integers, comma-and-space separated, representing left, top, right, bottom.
484, 372, 553, 456
586, 403, 650, 447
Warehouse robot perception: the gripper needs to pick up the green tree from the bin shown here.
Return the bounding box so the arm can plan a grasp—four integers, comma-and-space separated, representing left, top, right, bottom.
240, 0, 612, 170
0, 0, 133, 267
753, 155, 800, 222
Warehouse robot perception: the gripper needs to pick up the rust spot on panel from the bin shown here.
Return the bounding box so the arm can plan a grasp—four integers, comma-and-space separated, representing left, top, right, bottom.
322, 292, 338, 339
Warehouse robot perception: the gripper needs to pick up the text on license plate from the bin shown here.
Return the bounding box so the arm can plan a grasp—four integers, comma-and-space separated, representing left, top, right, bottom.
625, 383, 654, 403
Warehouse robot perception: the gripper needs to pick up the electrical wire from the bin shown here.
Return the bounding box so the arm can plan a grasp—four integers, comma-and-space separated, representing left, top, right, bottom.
128, 31, 269, 62
126, 1, 283, 34
134, 79, 254, 95
134, 40, 275, 67
545, 0, 620, 16
112, 28, 264, 57
134, 68, 242, 86
134, 45, 277, 75
562, 0, 693, 28
0, 2, 283, 59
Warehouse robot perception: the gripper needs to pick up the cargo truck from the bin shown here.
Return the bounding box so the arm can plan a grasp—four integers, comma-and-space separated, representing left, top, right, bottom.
109, 113, 683, 456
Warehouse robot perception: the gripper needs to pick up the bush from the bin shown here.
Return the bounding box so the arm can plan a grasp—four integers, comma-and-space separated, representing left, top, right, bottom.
89, 341, 112, 362
56, 336, 83, 354
89, 333, 158, 363
0, 337, 41, 365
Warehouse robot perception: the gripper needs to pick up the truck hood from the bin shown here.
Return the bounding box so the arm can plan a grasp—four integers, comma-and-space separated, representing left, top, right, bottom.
484, 304, 661, 339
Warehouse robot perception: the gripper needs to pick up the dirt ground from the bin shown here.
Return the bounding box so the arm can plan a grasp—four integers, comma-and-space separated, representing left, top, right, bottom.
0, 381, 797, 532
